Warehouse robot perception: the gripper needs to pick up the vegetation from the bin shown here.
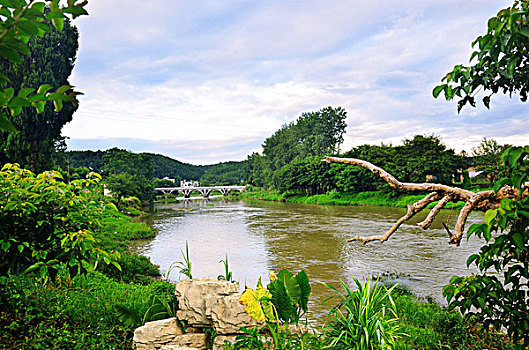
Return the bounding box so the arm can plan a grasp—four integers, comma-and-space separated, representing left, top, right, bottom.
444, 147, 529, 348
0, 0, 87, 133
320, 277, 402, 349
0, 163, 120, 280
238, 269, 311, 349
434, 0, 529, 111
433, 2, 529, 347
0, 11, 79, 173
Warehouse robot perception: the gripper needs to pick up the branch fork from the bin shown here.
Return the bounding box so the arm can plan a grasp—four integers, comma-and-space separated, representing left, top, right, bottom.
322, 156, 508, 246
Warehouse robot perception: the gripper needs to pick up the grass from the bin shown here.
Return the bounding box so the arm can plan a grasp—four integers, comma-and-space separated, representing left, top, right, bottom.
0, 272, 176, 349
241, 189, 466, 209
0, 205, 175, 348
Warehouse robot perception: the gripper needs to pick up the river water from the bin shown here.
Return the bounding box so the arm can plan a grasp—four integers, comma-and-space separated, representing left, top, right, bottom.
137, 198, 485, 323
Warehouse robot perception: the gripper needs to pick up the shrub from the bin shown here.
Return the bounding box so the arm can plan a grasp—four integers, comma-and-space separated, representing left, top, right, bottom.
444, 146, 529, 348
0, 164, 120, 281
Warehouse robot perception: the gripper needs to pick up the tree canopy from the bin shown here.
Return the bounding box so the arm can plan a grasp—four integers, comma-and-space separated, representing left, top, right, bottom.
0, 0, 88, 132
0, 14, 79, 172
433, 0, 529, 111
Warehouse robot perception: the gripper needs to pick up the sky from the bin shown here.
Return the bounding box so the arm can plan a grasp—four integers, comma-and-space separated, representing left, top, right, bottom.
62, 0, 529, 165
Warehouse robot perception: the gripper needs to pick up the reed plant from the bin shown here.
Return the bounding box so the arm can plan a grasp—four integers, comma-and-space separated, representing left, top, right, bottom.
320, 276, 402, 350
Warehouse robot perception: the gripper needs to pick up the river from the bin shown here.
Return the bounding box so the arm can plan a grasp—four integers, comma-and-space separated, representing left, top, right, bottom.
137, 198, 485, 323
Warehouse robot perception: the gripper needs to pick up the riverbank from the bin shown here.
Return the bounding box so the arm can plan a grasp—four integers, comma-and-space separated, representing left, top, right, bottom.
0, 208, 177, 349
240, 188, 467, 209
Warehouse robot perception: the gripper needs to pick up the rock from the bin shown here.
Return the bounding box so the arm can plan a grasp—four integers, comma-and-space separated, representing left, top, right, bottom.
287, 323, 308, 335
212, 335, 238, 350
133, 318, 184, 350
175, 277, 240, 328
159, 347, 199, 350
207, 293, 261, 334
170, 333, 209, 349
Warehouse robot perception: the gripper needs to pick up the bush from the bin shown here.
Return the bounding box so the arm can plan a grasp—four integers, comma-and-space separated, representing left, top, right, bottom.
0, 272, 176, 349
0, 164, 120, 281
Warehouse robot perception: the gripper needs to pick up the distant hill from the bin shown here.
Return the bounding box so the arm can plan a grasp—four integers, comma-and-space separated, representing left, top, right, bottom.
63, 149, 247, 185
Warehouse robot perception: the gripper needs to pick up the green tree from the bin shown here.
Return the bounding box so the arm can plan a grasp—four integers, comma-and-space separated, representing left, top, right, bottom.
435, 1, 529, 346
102, 148, 155, 204
252, 106, 347, 187
0, 0, 88, 132
471, 138, 509, 185
0, 14, 79, 172
395, 135, 463, 184
433, 0, 529, 111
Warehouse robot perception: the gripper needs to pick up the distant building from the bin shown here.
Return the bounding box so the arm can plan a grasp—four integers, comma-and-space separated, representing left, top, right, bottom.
180, 179, 200, 187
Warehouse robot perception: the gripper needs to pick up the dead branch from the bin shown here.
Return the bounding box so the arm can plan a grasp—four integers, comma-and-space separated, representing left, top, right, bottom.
322, 156, 513, 246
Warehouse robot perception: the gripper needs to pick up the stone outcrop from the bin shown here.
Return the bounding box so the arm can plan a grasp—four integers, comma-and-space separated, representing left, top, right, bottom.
133, 277, 303, 350
133, 318, 184, 350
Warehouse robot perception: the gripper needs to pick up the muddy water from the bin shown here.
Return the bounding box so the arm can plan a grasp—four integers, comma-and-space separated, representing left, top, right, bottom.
137, 199, 484, 323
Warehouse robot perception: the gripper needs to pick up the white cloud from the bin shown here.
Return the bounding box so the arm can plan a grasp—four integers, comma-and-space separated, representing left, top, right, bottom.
64, 0, 525, 164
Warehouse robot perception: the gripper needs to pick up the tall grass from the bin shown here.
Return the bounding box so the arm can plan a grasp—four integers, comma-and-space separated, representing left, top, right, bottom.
320, 277, 402, 349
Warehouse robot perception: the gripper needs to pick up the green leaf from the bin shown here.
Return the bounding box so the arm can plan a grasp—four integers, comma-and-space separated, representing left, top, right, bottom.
483, 226, 492, 241
30, 2, 46, 13
0, 112, 16, 132
0, 72, 11, 84
51, 17, 64, 32
8, 96, 31, 108
511, 233, 524, 250
269, 279, 294, 321
432, 85, 445, 98
493, 177, 511, 193
295, 270, 311, 312
466, 254, 479, 268
17, 19, 39, 36
56, 84, 71, 94
484, 209, 497, 225
37, 84, 53, 94
508, 148, 524, 168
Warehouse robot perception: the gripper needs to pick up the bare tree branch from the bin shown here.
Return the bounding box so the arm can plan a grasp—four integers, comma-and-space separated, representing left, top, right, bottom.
417, 195, 452, 229
348, 192, 442, 244
322, 156, 515, 245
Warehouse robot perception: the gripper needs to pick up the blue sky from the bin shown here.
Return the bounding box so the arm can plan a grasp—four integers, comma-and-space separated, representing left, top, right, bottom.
62, 0, 529, 165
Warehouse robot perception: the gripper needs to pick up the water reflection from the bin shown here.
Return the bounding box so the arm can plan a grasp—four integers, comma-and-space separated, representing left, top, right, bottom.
137, 199, 485, 323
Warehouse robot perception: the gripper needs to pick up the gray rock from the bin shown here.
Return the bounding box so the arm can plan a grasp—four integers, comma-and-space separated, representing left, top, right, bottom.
133, 318, 184, 350
169, 333, 209, 349
212, 335, 238, 350
207, 293, 261, 334
175, 277, 240, 328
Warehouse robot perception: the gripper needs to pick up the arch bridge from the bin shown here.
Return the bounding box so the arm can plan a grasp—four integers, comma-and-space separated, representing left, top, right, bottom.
154, 185, 246, 198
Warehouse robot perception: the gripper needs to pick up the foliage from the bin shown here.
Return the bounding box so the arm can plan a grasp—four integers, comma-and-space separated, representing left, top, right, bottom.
200, 160, 247, 185
167, 241, 193, 280
246, 106, 347, 188
0, 0, 88, 133
0, 163, 120, 281
320, 276, 402, 350
390, 285, 513, 349
249, 134, 464, 195
0, 272, 175, 349
434, 1, 529, 111
472, 137, 509, 185
102, 148, 155, 204
443, 146, 529, 348
218, 254, 234, 282
63, 149, 205, 182
239, 269, 311, 349
0, 10, 79, 172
